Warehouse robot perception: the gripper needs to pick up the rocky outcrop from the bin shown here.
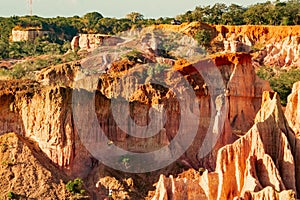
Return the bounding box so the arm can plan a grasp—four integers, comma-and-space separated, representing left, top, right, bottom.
254, 36, 300, 67
214, 26, 300, 67
37, 61, 82, 87
0, 80, 93, 177
11, 28, 50, 42
213, 25, 300, 45
244, 187, 296, 200
151, 91, 300, 199
71, 34, 124, 51
151, 170, 207, 200
70, 36, 80, 50
223, 34, 252, 53
215, 91, 297, 199
71, 34, 108, 51
285, 81, 300, 135
90, 53, 270, 171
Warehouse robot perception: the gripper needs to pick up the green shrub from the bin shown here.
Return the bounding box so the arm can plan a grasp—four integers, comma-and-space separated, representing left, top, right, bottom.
9, 64, 27, 79
122, 50, 143, 62
7, 191, 16, 199
147, 63, 169, 77
66, 178, 85, 195
0, 68, 10, 78
63, 51, 80, 62
194, 29, 212, 46
257, 67, 300, 105
269, 69, 300, 105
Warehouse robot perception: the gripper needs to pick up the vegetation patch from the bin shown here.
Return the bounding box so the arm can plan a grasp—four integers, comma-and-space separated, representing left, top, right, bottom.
0, 52, 80, 80
7, 191, 17, 199
257, 67, 300, 105
194, 29, 212, 47
66, 178, 85, 195
122, 50, 144, 62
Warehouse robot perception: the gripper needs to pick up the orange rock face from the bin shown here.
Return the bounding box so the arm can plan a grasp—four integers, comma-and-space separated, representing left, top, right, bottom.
0, 80, 93, 177
213, 25, 300, 67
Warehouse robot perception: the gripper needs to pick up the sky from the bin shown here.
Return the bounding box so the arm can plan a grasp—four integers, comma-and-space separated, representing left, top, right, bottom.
0, 0, 267, 19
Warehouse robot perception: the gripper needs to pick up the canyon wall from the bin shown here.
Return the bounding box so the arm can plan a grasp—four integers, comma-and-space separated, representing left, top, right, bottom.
0, 80, 93, 177
0, 52, 271, 178
0, 132, 71, 198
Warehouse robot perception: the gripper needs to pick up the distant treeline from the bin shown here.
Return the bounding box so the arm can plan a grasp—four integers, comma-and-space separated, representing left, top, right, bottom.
0, 0, 299, 59
177, 0, 300, 25
0, 12, 174, 59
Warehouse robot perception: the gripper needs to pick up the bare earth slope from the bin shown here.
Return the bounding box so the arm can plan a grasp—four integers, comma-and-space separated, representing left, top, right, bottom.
0, 132, 70, 199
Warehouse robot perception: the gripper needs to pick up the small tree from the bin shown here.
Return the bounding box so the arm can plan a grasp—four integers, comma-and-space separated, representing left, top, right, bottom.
125, 12, 144, 23
83, 12, 103, 32
83, 12, 103, 25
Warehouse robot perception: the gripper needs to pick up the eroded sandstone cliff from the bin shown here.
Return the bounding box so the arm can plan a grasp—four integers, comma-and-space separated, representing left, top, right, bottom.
151, 90, 300, 200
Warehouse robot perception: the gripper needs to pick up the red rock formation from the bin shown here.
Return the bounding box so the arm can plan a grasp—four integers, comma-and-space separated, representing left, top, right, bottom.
152, 172, 208, 200
244, 186, 296, 200
285, 81, 300, 197
38, 61, 82, 87
70, 35, 80, 50
151, 91, 299, 200
213, 25, 300, 45
213, 26, 300, 67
